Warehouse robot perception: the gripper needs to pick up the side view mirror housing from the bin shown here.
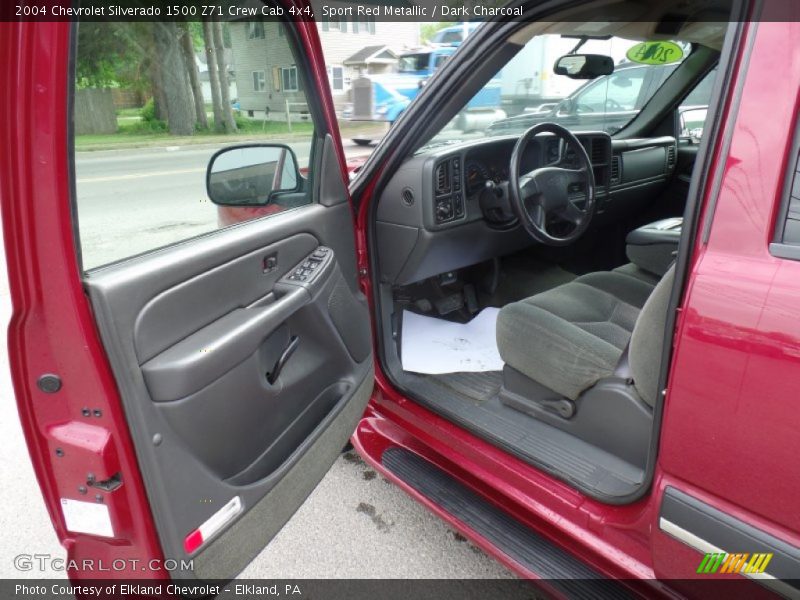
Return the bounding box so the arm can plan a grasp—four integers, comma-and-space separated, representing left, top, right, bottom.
678, 106, 708, 143
206, 144, 301, 206
553, 54, 614, 79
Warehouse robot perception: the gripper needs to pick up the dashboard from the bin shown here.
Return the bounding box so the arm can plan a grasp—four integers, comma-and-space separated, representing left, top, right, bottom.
375, 132, 677, 285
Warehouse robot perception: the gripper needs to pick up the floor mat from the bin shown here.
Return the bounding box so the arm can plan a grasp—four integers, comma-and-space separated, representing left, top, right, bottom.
482, 260, 576, 308
401, 308, 503, 374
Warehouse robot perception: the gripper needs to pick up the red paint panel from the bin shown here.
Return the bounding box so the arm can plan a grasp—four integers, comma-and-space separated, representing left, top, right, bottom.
656, 15, 800, 576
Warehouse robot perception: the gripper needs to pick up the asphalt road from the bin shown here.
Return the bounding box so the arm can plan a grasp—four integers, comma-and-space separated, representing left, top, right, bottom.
0, 141, 516, 580
74, 140, 320, 269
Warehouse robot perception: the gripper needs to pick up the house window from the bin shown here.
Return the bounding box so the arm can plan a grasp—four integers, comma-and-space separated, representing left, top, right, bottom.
252, 70, 266, 92
328, 66, 344, 92
353, 16, 376, 34
281, 66, 298, 92
322, 16, 347, 32
247, 22, 265, 40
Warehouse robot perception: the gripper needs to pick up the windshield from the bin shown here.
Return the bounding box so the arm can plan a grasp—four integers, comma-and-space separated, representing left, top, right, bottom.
399, 53, 431, 73
420, 34, 697, 150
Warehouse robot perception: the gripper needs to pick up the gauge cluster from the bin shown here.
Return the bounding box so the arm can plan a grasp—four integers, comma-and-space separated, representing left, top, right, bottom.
462, 139, 551, 197
464, 160, 512, 195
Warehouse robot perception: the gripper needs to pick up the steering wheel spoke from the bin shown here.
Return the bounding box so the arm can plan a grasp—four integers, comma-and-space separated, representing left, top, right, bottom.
562, 167, 586, 186
556, 200, 585, 225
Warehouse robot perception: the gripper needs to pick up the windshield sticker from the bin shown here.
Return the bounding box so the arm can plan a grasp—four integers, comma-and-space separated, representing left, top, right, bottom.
626, 41, 684, 65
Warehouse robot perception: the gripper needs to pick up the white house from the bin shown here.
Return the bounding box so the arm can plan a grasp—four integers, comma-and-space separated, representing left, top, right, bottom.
314, 8, 420, 102
228, 11, 419, 118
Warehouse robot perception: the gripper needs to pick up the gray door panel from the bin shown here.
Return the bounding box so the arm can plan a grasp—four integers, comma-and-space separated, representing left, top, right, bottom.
84, 195, 373, 580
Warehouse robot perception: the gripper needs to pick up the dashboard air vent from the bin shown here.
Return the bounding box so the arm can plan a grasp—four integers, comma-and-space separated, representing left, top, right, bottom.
666, 145, 676, 169
610, 156, 621, 184
591, 140, 606, 164
435, 162, 451, 196
401, 187, 415, 206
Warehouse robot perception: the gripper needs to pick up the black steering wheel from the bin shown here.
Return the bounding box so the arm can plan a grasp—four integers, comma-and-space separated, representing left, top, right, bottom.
509, 122, 596, 246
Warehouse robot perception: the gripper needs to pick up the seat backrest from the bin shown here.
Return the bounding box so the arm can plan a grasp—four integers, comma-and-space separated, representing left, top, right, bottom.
629, 264, 676, 406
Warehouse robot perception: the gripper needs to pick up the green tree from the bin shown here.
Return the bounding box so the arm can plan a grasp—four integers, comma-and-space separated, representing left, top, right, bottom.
202, 19, 224, 133
152, 22, 195, 136
75, 22, 149, 89
420, 22, 450, 44
180, 23, 208, 129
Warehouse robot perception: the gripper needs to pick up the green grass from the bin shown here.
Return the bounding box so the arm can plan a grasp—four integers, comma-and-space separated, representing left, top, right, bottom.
75, 116, 316, 151
116, 107, 142, 118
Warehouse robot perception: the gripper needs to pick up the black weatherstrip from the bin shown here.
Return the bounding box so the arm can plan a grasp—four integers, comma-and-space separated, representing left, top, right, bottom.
660, 487, 800, 592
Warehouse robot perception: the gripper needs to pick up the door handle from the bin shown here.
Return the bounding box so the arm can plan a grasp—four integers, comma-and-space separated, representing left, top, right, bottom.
266, 336, 299, 385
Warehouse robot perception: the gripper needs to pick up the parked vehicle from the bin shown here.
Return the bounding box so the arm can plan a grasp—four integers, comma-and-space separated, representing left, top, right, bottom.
345, 44, 504, 143
428, 22, 482, 46
3, 0, 800, 597
487, 61, 682, 135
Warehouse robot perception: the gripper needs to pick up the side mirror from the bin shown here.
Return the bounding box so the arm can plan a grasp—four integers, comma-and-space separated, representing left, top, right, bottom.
206, 144, 300, 206
553, 54, 614, 79
678, 107, 707, 143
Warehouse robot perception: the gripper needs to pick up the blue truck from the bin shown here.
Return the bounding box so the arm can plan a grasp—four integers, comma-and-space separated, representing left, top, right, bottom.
344, 43, 504, 145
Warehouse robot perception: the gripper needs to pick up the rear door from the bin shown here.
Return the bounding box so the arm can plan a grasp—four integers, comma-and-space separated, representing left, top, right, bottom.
652, 18, 800, 598
1, 8, 373, 581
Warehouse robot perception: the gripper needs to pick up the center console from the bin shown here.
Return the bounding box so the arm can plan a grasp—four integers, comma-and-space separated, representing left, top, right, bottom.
625, 217, 682, 278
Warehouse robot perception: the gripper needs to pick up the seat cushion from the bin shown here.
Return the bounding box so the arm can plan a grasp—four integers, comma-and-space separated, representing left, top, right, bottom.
496, 271, 655, 400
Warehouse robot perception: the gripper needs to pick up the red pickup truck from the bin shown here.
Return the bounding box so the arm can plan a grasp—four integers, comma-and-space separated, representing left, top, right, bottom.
2, 0, 799, 597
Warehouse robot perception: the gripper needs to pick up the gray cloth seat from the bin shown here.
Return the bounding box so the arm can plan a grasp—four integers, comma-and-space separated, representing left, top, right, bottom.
497, 266, 674, 405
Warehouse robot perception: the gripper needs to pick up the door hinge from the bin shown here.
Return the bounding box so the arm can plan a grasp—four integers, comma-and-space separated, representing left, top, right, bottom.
86, 472, 123, 492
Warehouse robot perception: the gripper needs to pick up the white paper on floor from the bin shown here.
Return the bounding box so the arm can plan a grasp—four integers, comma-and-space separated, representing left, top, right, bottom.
401, 307, 503, 374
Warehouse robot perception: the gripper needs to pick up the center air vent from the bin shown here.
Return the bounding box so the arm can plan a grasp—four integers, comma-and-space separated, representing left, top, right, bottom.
591, 140, 606, 164
610, 156, 621, 184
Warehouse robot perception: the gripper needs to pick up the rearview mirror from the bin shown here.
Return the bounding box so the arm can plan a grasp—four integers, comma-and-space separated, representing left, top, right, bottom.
206, 144, 300, 206
553, 54, 614, 79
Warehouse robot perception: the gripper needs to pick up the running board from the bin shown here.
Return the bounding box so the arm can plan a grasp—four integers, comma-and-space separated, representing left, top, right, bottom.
381, 447, 635, 600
